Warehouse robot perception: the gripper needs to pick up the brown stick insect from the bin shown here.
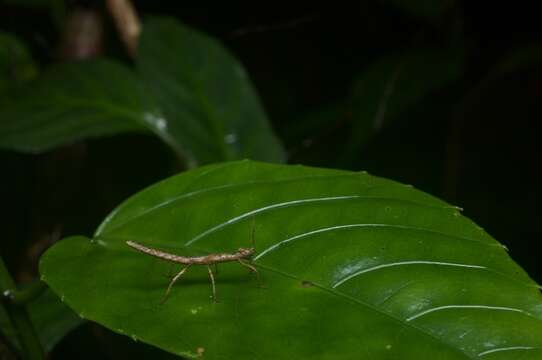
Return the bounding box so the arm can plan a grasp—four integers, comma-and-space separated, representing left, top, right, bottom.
125, 226, 260, 302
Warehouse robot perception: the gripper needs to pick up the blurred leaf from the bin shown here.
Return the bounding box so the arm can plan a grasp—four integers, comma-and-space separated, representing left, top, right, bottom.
442, 45, 542, 280
0, 59, 185, 155
283, 102, 346, 145
342, 49, 462, 163
41, 160, 542, 359
445, 44, 542, 200
485, 45, 542, 80
377, 0, 456, 22
29, 287, 83, 352
0, 288, 83, 352
0, 303, 16, 350
284, 102, 350, 166
137, 17, 285, 166
0, 31, 37, 98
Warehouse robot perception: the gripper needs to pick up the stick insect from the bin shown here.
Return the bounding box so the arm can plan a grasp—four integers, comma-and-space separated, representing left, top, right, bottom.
126, 227, 259, 302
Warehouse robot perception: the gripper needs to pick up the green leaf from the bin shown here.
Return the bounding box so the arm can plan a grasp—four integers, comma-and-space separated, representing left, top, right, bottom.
342, 49, 462, 162
0, 303, 16, 348
40, 160, 542, 359
137, 17, 285, 166
0, 288, 83, 352
0, 31, 37, 98
0, 59, 181, 155
29, 287, 84, 352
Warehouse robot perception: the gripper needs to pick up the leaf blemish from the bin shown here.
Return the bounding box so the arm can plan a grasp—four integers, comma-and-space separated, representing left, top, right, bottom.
196, 347, 205, 357
190, 307, 202, 314
301, 280, 313, 287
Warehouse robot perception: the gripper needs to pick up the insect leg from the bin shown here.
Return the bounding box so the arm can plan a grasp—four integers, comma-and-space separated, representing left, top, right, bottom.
161, 264, 191, 303
238, 259, 262, 287
207, 265, 217, 302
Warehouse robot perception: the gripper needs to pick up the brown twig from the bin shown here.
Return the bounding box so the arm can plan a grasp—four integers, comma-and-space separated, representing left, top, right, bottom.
106, 0, 141, 57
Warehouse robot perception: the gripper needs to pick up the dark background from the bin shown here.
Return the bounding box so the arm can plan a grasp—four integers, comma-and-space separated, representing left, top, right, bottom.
1, 1, 541, 358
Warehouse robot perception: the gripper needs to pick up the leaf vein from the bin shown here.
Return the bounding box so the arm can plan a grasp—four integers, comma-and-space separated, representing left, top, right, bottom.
254, 223, 500, 261
100, 175, 454, 235
478, 346, 541, 357
406, 305, 534, 322
254, 263, 474, 359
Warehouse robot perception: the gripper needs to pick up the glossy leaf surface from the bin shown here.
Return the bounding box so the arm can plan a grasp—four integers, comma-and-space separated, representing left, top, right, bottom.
137, 17, 285, 166
41, 161, 542, 359
0, 59, 175, 154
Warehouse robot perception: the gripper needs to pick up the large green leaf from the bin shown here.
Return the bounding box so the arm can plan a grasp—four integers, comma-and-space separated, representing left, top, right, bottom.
0, 59, 184, 156
136, 17, 285, 167
40, 160, 542, 359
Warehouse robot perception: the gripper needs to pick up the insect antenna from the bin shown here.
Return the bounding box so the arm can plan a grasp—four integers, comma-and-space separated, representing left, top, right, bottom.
244, 217, 264, 287
250, 216, 256, 250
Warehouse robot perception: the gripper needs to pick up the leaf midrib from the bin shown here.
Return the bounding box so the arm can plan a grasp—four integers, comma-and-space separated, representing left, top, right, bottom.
254, 262, 473, 359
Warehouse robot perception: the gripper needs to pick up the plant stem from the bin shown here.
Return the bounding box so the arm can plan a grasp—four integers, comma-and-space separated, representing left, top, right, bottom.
9, 280, 47, 306
0, 258, 44, 360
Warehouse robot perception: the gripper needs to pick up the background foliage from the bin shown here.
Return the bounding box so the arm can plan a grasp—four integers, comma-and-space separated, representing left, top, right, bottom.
1, 1, 542, 359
